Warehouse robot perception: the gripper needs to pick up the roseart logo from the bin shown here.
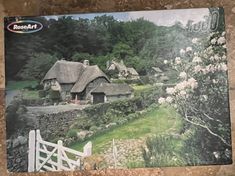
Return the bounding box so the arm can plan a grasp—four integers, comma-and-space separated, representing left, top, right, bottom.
7, 20, 43, 34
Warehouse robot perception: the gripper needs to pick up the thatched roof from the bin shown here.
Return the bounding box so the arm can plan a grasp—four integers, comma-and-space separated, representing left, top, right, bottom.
71, 65, 110, 93
127, 67, 139, 76
108, 60, 127, 72
43, 60, 110, 93
91, 83, 133, 96
42, 60, 85, 83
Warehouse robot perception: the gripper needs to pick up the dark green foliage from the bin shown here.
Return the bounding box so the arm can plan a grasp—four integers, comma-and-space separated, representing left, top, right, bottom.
67, 129, 78, 138
71, 52, 94, 62
38, 90, 47, 98
17, 53, 58, 80
6, 99, 27, 138
180, 126, 232, 165
49, 90, 61, 102
5, 14, 202, 81
142, 135, 184, 167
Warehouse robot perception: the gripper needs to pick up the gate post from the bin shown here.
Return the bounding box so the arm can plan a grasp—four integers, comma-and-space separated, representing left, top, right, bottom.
83, 141, 92, 156
28, 130, 36, 172
35, 130, 41, 171
57, 140, 63, 171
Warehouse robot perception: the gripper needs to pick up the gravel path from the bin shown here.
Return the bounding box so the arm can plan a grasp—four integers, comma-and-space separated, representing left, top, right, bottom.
101, 118, 180, 169
5, 90, 20, 107
102, 138, 146, 169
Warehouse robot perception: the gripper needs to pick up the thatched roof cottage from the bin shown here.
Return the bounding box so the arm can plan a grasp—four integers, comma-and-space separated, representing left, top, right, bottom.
107, 60, 139, 79
42, 60, 110, 101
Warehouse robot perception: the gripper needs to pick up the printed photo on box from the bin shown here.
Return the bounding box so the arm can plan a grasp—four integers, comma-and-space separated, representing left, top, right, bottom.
4, 7, 232, 172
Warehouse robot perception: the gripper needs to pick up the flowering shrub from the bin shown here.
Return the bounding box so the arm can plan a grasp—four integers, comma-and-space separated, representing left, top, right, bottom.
158, 31, 232, 163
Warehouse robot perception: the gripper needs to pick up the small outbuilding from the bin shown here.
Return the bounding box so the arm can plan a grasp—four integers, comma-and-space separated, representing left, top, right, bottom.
91, 83, 134, 104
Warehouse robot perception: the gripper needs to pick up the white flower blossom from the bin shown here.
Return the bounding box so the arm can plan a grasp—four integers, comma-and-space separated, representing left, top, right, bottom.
180, 49, 186, 55
179, 71, 187, 79
218, 63, 228, 71
164, 60, 168, 64
166, 87, 175, 95
166, 96, 173, 103
201, 95, 208, 101
158, 97, 166, 104
209, 56, 215, 61
217, 37, 226, 45
209, 32, 215, 37
175, 81, 188, 91
175, 57, 181, 64
223, 44, 227, 49
214, 54, 221, 61
206, 46, 213, 54
206, 64, 216, 73
179, 90, 187, 96
213, 151, 220, 159
192, 38, 198, 44
188, 78, 198, 89
186, 47, 192, 52
222, 55, 227, 60
222, 31, 226, 36
192, 56, 202, 63
211, 38, 217, 44
194, 65, 202, 73
212, 79, 218, 84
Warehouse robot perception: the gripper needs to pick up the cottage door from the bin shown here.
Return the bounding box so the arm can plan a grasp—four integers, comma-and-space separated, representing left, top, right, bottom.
93, 93, 105, 104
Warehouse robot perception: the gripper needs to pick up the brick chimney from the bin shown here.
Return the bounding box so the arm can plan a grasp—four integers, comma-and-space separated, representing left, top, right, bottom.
83, 60, 89, 66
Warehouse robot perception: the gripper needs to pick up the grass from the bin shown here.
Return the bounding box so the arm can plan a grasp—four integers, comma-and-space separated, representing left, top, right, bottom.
69, 105, 183, 154
22, 90, 39, 99
131, 84, 153, 91
6, 80, 38, 90
6, 80, 39, 99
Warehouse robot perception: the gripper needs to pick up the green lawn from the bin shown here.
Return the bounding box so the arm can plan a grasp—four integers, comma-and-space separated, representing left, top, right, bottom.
69, 105, 183, 154
6, 80, 38, 90
6, 80, 40, 99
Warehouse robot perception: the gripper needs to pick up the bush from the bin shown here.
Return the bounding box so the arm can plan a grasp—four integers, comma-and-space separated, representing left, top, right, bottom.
67, 129, 77, 138
6, 99, 27, 138
89, 126, 99, 132
38, 90, 47, 98
142, 135, 184, 167
49, 90, 61, 102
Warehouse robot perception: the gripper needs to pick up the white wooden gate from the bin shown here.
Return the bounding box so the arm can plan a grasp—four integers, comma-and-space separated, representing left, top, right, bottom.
28, 130, 92, 172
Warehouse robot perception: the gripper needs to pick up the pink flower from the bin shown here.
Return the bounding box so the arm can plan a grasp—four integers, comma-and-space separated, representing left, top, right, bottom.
188, 78, 198, 89
194, 65, 202, 73
166, 87, 175, 95
175, 57, 181, 64
175, 81, 188, 91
